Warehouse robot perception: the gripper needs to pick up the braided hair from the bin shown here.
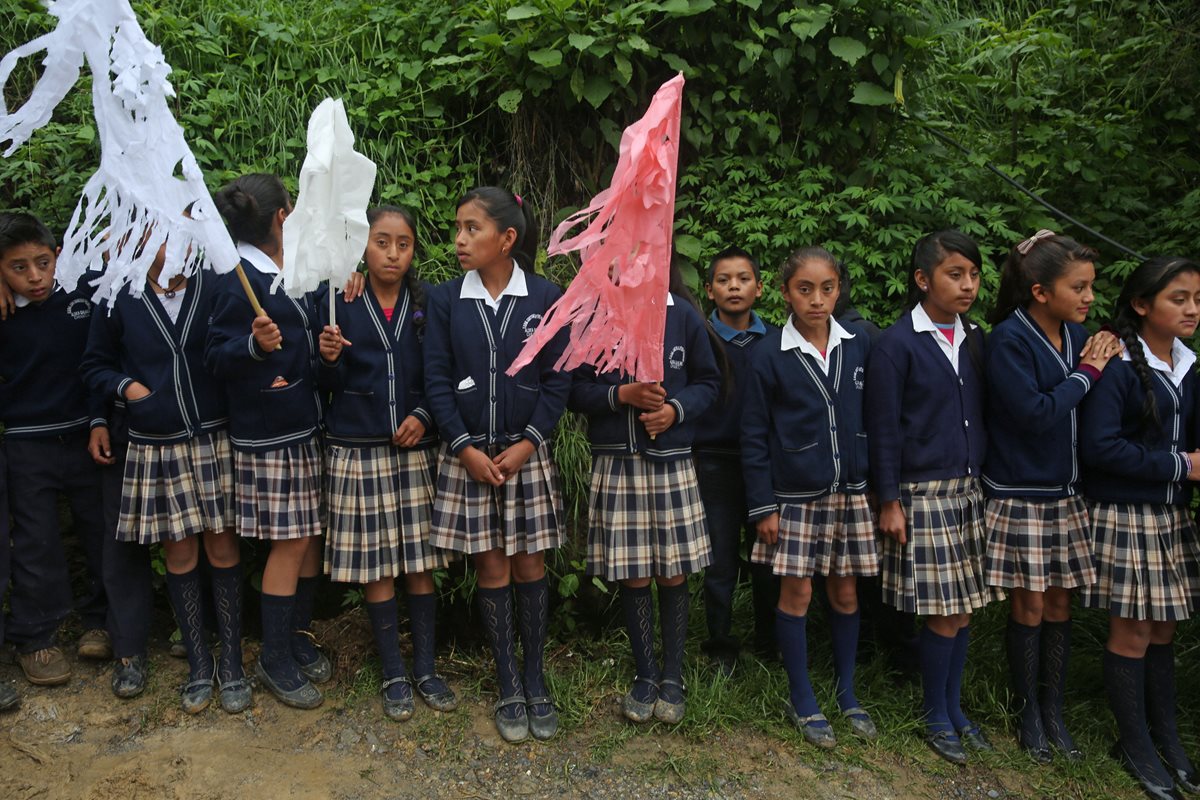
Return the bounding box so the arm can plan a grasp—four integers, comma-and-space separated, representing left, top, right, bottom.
366, 205, 425, 329
989, 232, 1099, 325
1112, 256, 1200, 436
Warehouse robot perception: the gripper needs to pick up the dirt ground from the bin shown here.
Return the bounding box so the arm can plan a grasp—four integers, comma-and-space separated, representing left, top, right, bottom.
0, 617, 1045, 800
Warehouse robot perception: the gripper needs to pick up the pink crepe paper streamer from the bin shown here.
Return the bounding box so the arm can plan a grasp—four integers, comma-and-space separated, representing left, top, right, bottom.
506, 73, 684, 383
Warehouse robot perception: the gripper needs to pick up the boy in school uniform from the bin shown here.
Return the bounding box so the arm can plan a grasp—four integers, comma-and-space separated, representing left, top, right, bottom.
694, 247, 779, 674
0, 212, 111, 686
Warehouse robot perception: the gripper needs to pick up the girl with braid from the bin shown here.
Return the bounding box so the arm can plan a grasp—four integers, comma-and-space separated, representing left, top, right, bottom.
318, 206, 457, 721
1080, 257, 1200, 800
982, 230, 1120, 763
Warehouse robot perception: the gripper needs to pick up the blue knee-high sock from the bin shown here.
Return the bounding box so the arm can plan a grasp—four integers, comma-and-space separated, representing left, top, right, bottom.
259, 592, 306, 691
515, 578, 552, 715
291, 576, 321, 666
210, 564, 245, 683
408, 592, 438, 679
829, 608, 861, 712
946, 626, 973, 731
658, 582, 691, 704
165, 567, 212, 682
919, 626, 955, 735
776, 609, 823, 722
476, 585, 523, 719
621, 584, 659, 705
366, 597, 410, 702
1106, 649, 1172, 786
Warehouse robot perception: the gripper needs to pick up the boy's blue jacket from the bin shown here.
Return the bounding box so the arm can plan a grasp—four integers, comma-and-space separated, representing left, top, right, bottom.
570, 295, 720, 462
740, 320, 870, 520
0, 285, 107, 438
982, 308, 1095, 499
423, 272, 570, 454
82, 270, 228, 445
204, 247, 322, 453
865, 309, 987, 502
318, 278, 436, 449
692, 310, 775, 456
1080, 357, 1194, 506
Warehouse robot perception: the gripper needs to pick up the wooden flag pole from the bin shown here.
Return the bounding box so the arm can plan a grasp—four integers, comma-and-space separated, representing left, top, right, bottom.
234, 262, 282, 350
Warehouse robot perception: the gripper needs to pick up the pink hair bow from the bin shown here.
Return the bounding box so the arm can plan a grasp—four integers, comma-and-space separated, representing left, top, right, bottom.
1016, 229, 1056, 256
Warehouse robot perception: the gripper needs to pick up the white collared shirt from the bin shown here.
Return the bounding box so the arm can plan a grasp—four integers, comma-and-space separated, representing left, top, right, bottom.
13, 293, 30, 309
1123, 336, 1197, 388
459, 261, 528, 312
911, 303, 965, 374
237, 242, 280, 276
780, 316, 855, 375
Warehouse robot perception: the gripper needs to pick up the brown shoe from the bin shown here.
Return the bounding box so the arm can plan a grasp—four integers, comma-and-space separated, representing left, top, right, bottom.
77, 629, 112, 660
19, 646, 71, 686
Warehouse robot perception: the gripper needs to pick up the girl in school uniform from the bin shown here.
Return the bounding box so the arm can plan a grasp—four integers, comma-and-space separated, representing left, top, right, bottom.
318, 205, 457, 721
570, 263, 720, 727
865, 230, 992, 765
741, 247, 877, 748
982, 230, 1121, 762
206, 173, 328, 709
82, 233, 248, 714
424, 188, 571, 743
1080, 257, 1200, 799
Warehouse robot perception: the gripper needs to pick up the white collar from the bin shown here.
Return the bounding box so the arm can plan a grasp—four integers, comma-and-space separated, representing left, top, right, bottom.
459, 261, 528, 310
13, 293, 30, 309
1124, 336, 1196, 388
780, 316, 854, 374
237, 242, 280, 276
910, 302, 965, 338
667, 293, 675, 306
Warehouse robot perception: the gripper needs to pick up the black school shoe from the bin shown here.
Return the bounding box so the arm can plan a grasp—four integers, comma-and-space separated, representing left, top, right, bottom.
1112, 742, 1181, 800
959, 723, 994, 752
0, 683, 20, 712
926, 730, 968, 765
111, 654, 148, 699
254, 660, 323, 710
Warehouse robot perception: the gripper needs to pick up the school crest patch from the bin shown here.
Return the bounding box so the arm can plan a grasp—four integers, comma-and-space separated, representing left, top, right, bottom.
66, 298, 91, 321
668, 345, 686, 369
853, 366, 865, 390
522, 313, 543, 338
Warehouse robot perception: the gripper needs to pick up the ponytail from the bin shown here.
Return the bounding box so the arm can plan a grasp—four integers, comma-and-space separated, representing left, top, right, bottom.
989, 231, 1099, 325
457, 187, 538, 272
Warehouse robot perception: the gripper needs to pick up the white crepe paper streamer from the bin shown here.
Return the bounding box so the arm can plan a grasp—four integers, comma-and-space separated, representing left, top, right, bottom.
278, 98, 376, 312
0, 0, 239, 305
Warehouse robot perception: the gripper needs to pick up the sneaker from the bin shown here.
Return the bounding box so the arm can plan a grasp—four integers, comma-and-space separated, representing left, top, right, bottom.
19, 646, 71, 686
77, 629, 113, 660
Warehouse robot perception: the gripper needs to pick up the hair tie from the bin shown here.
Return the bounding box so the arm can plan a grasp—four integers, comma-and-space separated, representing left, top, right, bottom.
1016, 229, 1056, 256
513, 193, 523, 208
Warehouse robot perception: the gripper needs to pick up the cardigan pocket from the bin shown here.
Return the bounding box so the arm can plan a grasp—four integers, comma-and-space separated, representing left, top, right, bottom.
259, 378, 312, 435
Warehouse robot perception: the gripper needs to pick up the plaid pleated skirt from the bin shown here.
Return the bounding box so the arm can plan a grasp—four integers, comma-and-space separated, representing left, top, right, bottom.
587, 455, 712, 581
117, 431, 234, 544
234, 437, 323, 540
751, 492, 879, 578
324, 444, 451, 583
1081, 502, 1195, 622
430, 441, 564, 556
984, 495, 1096, 591
881, 477, 994, 616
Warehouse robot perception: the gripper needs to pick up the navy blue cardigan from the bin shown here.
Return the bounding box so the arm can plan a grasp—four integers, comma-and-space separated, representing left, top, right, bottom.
0, 286, 107, 439
865, 311, 987, 503
741, 322, 871, 520
983, 309, 1096, 499
82, 271, 228, 445
204, 259, 322, 453
1080, 357, 1194, 506
570, 296, 720, 462
423, 273, 570, 454
693, 312, 776, 456
318, 279, 436, 449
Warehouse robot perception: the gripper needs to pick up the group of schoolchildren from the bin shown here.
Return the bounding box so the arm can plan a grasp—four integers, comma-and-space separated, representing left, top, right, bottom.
0, 177, 1197, 798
